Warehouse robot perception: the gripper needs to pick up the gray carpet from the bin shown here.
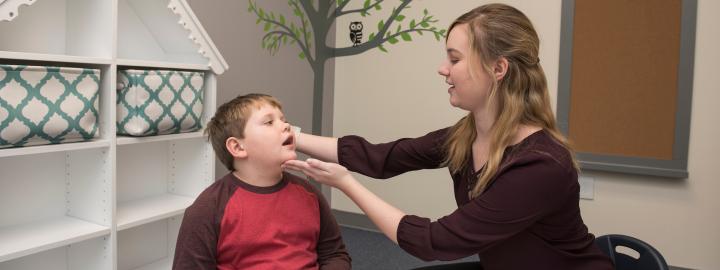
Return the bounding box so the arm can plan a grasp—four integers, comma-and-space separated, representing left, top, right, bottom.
340, 226, 480, 270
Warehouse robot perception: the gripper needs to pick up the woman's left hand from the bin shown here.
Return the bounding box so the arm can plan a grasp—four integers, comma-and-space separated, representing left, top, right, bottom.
282, 159, 354, 189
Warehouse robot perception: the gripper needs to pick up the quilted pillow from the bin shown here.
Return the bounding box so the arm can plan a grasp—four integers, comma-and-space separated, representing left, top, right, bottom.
0, 64, 100, 148
117, 69, 204, 136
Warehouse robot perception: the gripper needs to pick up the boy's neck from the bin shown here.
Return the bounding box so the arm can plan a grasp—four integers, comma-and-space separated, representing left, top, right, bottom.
232, 164, 284, 187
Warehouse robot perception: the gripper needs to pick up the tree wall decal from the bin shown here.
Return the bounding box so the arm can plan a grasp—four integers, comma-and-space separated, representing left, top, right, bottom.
248, 0, 446, 134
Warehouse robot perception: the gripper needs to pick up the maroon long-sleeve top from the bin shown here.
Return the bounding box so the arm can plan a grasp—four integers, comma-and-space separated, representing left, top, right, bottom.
338, 128, 613, 270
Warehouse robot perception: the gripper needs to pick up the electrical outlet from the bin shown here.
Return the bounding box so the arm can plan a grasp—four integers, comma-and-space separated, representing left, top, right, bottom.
579, 176, 594, 200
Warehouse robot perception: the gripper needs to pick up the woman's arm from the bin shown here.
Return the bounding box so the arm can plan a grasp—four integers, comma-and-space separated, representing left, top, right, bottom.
285, 154, 572, 262
296, 132, 339, 163
283, 159, 404, 243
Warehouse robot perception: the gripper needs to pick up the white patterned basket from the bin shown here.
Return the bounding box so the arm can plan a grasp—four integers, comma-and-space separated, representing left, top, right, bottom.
117, 69, 204, 136
0, 64, 101, 148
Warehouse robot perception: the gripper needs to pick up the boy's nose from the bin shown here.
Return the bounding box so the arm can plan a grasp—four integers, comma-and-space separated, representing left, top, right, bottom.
283, 122, 291, 132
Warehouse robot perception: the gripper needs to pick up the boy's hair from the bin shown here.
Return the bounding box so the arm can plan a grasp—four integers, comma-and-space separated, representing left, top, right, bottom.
205, 93, 283, 171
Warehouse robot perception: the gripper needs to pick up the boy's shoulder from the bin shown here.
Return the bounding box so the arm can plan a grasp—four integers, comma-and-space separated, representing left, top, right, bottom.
185, 173, 238, 217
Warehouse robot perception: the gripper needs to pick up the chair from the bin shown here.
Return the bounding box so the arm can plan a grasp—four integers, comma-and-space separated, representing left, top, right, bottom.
595, 234, 669, 270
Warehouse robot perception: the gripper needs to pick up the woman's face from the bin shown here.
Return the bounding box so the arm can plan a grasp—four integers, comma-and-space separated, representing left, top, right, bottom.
437, 24, 494, 112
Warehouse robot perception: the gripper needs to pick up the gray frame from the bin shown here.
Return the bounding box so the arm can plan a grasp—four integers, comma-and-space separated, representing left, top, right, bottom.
557, 0, 697, 178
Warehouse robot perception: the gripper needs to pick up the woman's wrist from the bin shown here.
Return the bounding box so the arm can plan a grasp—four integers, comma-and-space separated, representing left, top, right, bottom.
336, 174, 357, 193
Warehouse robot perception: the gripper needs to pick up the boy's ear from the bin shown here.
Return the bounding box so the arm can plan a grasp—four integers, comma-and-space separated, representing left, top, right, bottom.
493, 56, 509, 81
226, 137, 248, 159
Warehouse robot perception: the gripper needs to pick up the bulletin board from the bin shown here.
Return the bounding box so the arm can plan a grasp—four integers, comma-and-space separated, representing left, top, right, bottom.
556, 0, 697, 178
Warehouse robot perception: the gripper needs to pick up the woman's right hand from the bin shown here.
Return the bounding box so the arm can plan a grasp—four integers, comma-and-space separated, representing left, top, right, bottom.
282, 158, 354, 190
292, 132, 340, 163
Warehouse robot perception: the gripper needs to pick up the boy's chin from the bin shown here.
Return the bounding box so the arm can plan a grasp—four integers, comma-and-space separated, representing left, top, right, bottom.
281, 152, 298, 163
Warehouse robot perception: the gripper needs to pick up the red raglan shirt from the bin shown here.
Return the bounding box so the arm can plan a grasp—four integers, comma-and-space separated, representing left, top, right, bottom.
172, 172, 350, 270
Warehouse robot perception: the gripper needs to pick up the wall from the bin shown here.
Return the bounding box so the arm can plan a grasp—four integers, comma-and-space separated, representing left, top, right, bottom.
332, 0, 719, 269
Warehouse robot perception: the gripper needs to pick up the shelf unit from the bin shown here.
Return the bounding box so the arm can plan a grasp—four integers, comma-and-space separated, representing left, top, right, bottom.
0, 0, 227, 269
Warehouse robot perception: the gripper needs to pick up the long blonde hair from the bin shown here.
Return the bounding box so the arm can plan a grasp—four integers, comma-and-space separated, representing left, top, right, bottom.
442, 4, 578, 198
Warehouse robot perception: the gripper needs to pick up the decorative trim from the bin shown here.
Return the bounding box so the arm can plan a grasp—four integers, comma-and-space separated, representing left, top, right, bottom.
167, 0, 229, 75
0, 0, 35, 22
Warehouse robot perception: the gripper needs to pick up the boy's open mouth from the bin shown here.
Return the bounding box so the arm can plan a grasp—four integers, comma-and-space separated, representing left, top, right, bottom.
282, 136, 294, 146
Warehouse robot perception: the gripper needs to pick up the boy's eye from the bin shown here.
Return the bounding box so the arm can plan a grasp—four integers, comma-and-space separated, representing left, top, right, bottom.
265, 120, 273, 125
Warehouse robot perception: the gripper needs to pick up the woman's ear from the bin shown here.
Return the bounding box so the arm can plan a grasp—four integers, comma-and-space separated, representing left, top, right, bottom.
493, 56, 509, 81
226, 137, 247, 159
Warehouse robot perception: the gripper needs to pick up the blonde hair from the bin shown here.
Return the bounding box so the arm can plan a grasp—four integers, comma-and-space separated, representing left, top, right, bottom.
442, 4, 578, 198
205, 93, 282, 170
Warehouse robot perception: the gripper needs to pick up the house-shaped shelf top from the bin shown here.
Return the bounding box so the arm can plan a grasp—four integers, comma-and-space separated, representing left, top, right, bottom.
0, 0, 228, 75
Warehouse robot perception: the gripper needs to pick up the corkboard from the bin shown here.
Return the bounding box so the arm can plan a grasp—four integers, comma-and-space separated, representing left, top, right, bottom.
567, 0, 681, 160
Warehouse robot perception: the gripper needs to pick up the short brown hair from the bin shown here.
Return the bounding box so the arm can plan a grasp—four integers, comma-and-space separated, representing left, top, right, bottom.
205, 93, 282, 170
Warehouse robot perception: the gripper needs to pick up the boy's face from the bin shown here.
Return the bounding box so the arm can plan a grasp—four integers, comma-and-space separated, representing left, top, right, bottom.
240, 103, 297, 167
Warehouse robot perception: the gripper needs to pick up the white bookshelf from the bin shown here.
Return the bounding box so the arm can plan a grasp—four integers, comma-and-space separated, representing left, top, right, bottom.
117, 194, 194, 231
118, 217, 182, 270
117, 59, 209, 71
0, 217, 111, 262
116, 131, 205, 146
0, 139, 110, 158
0, 51, 113, 65
0, 0, 227, 269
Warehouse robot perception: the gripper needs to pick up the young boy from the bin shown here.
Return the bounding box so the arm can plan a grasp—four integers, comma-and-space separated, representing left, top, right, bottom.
172, 93, 351, 270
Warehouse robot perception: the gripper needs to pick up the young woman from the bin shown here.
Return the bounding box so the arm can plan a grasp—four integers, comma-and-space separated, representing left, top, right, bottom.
283, 4, 613, 269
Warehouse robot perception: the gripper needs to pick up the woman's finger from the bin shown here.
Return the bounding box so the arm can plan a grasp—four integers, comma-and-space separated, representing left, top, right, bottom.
283, 160, 308, 168
306, 158, 331, 172
282, 160, 325, 178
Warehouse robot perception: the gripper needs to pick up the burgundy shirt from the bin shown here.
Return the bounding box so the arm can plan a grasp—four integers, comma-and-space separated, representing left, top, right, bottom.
172, 172, 351, 270
338, 128, 613, 270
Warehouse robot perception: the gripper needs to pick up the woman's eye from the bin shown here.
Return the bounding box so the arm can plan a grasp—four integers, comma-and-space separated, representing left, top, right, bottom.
450, 59, 459, 64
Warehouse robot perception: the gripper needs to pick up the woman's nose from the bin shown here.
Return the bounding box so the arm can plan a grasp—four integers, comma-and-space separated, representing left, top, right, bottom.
437, 63, 449, 77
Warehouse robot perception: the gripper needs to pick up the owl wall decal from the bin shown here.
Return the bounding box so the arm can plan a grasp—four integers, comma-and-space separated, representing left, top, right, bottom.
349, 21, 363, 47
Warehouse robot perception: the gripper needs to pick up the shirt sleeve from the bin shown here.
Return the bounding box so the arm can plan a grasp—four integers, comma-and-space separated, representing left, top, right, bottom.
315, 187, 352, 270
338, 128, 449, 179
397, 155, 574, 261
172, 196, 219, 270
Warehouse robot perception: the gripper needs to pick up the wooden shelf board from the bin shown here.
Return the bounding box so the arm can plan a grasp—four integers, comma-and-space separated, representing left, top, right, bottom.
116, 59, 209, 71
117, 194, 194, 231
0, 51, 112, 65
0, 217, 110, 262
116, 132, 205, 146
0, 139, 110, 158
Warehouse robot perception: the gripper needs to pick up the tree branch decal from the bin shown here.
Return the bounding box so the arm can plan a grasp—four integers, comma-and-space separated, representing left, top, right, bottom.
333, 0, 384, 18
249, 0, 314, 62
248, 0, 445, 134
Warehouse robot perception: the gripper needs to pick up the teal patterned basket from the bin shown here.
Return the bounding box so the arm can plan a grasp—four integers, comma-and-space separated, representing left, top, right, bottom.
0, 64, 101, 148
117, 69, 204, 136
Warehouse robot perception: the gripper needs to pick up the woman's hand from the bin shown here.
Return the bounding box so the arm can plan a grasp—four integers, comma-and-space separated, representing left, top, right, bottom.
282, 159, 353, 189
284, 158, 405, 243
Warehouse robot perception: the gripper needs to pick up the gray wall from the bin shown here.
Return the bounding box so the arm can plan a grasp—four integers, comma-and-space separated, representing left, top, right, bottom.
188, 0, 317, 176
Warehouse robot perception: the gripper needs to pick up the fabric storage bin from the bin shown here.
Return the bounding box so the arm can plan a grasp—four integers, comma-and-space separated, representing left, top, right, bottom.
0, 64, 101, 148
117, 69, 204, 136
